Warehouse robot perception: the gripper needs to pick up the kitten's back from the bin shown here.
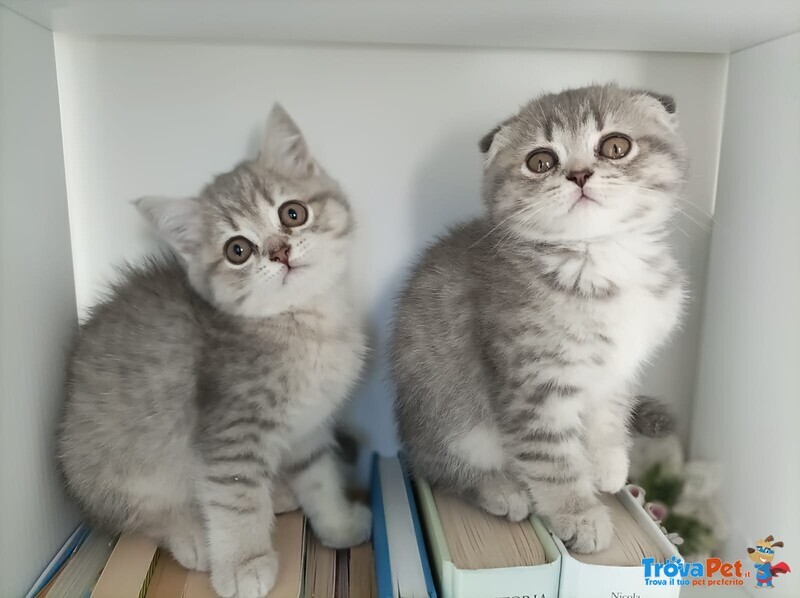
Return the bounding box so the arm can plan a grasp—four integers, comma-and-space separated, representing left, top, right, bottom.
59, 257, 207, 525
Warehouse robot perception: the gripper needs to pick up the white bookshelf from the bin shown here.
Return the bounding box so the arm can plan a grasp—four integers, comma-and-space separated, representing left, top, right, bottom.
1, 1, 797, 596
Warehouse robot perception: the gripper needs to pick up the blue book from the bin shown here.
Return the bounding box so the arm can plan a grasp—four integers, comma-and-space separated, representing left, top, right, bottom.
26, 523, 91, 597
371, 454, 437, 598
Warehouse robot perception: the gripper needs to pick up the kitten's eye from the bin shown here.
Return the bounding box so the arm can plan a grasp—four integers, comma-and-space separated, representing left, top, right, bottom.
526, 150, 558, 174
279, 201, 308, 228
599, 134, 632, 159
224, 236, 253, 265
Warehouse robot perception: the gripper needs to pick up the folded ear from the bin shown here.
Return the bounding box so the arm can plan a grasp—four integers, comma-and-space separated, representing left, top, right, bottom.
133, 196, 203, 259
641, 90, 676, 114
747, 548, 755, 553
259, 103, 321, 177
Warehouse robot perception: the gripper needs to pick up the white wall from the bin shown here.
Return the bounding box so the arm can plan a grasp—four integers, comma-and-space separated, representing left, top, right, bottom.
692, 33, 800, 598
0, 7, 80, 596
54, 36, 726, 462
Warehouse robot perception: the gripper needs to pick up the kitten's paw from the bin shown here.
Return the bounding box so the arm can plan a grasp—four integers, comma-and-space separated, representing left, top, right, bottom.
312, 502, 372, 549
166, 527, 209, 572
211, 551, 278, 598
592, 447, 630, 493
477, 483, 531, 522
550, 504, 613, 554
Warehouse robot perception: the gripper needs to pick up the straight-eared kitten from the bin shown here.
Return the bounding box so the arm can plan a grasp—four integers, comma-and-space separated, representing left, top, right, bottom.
391, 84, 686, 553
58, 105, 370, 598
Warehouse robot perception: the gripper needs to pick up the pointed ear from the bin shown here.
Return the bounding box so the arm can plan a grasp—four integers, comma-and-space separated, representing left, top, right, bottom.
258, 103, 321, 177
133, 196, 203, 258
765, 535, 775, 542
772, 541, 784, 548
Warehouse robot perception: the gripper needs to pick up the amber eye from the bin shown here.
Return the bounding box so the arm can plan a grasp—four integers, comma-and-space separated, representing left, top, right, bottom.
279, 201, 308, 228
224, 236, 253, 265
599, 134, 632, 159
526, 150, 558, 174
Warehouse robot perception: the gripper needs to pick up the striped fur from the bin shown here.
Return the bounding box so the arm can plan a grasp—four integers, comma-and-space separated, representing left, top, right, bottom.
57, 105, 370, 598
391, 85, 687, 554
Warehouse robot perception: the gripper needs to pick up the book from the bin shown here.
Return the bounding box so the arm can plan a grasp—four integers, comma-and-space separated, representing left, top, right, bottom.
91, 533, 160, 598
180, 509, 307, 598
348, 543, 377, 598
414, 479, 561, 598
144, 554, 189, 598
27, 523, 91, 598
370, 454, 437, 598
304, 531, 337, 597
554, 490, 681, 598
44, 529, 117, 598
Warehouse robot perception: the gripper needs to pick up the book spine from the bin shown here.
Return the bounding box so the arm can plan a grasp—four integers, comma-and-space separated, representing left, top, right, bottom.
398, 454, 437, 598
370, 455, 394, 598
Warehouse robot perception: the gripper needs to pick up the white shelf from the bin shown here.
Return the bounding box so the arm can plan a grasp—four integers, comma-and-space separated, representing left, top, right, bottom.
2, 0, 799, 53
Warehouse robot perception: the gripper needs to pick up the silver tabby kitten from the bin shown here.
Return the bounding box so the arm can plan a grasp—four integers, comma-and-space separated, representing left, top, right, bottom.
391, 85, 686, 553
58, 105, 370, 598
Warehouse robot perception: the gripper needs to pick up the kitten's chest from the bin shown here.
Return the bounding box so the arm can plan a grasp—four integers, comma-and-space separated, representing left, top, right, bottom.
530, 245, 684, 376
269, 316, 366, 431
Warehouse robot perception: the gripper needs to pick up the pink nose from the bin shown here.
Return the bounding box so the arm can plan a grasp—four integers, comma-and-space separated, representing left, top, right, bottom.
567, 169, 593, 188
269, 244, 290, 266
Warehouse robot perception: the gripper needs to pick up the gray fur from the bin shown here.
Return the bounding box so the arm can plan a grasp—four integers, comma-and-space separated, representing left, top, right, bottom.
391, 84, 687, 553
58, 105, 371, 598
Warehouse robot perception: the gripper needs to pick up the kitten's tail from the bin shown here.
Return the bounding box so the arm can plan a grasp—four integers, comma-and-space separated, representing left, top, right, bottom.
631, 395, 674, 437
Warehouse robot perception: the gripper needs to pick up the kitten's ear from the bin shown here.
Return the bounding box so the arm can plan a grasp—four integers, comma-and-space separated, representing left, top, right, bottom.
642, 90, 677, 114
134, 196, 203, 258
479, 125, 503, 154
259, 103, 321, 177
479, 116, 514, 164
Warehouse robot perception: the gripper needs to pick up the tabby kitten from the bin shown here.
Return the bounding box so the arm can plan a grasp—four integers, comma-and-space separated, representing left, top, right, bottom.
391, 84, 686, 553
58, 105, 370, 598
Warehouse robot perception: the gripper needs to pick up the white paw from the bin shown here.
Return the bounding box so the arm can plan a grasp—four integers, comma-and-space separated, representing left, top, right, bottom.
167, 528, 209, 572
478, 481, 531, 522
550, 503, 613, 553
592, 447, 630, 493
211, 551, 278, 598
312, 502, 372, 549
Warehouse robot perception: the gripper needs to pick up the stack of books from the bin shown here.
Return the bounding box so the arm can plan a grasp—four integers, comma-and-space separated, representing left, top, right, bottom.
27, 510, 376, 598
370, 454, 681, 598
28, 454, 680, 597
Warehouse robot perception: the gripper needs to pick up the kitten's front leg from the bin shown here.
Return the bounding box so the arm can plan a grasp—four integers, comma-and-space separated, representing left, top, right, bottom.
584, 393, 633, 493
500, 385, 612, 553
199, 426, 284, 598
287, 434, 371, 548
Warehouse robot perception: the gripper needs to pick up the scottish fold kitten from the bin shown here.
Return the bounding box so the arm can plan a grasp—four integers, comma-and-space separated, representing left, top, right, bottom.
58, 105, 370, 598
391, 85, 686, 553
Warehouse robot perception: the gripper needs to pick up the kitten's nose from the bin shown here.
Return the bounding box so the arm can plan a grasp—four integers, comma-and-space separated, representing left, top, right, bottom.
566, 169, 593, 188
269, 244, 291, 266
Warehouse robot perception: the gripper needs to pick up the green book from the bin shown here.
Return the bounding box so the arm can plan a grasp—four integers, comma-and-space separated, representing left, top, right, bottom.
415, 479, 561, 598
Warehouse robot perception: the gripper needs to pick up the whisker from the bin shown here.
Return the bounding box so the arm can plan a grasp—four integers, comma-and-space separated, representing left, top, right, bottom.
467, 202, 542, 250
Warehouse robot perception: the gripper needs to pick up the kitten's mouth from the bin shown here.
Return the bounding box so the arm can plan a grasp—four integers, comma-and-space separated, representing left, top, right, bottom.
281, 263, 307, 284
569, 193, 599, 212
